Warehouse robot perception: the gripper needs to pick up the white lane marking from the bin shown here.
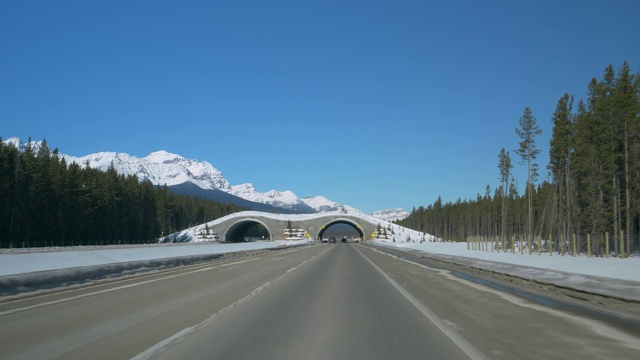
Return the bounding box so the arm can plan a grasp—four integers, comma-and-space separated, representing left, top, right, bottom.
132, 246, 333, 360
354, 247, 489, 360
132, 281, 273, 360
1, 247, 315, 315
381, 250, 640, 351
443, 319, 463, 331
0, 257, 257, 317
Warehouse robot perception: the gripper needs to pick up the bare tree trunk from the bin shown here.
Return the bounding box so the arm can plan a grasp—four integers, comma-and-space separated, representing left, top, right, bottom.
527, 159, 532, 254
612, 178, 619, 256
501, 192, 506, 251
565, 161, 572, 237
624, 119, 631, 255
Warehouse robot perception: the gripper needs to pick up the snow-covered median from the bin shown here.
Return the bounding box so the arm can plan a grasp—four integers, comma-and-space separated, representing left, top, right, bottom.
0, 240, 314, 277
0, 240, 314, 296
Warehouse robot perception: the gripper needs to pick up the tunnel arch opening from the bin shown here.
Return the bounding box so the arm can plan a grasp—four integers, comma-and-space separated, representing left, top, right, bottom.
225, 219, 271, 242
317, 219, 364, 241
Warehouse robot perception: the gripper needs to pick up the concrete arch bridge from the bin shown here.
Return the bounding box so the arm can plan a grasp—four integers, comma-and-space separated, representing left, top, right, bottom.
206, 211, 384, 242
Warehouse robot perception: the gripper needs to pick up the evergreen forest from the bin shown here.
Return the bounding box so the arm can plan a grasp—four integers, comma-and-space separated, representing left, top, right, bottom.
0, 139, 243, 248
398, 62, 640, 256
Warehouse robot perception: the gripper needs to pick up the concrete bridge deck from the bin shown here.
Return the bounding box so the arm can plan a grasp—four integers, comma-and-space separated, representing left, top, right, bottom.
203, 211, 388, 242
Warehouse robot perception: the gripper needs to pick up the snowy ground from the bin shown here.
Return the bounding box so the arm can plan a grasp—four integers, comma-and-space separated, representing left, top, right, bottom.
373, 238, 640, 301
374, 239, 640, 282
1, 217, 638, 301
0, 240, 313, 277
370, 221, 640, 301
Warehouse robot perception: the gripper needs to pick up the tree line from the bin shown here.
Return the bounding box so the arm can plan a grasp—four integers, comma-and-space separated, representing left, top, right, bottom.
399, 62, 640, 256
0, 139, 243, 248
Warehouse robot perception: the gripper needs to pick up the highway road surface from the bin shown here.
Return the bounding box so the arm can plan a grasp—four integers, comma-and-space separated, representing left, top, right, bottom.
1, 243, 639, 359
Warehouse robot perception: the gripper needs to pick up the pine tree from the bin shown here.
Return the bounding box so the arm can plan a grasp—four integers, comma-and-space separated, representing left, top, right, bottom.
516, 107, 542, 253
498, 148, 512, 251
612, 62, 639, 255
548, 93, 575, 242
574, 97, 606, 244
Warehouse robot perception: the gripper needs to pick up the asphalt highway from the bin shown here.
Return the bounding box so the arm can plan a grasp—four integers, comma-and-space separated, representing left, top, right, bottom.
1, 243, 638, 359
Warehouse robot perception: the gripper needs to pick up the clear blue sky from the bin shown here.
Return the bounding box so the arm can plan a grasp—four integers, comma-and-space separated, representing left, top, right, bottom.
2, 0, 639, 213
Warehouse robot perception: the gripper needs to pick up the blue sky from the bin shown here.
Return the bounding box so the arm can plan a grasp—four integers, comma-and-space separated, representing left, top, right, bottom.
2, 0, 639, 214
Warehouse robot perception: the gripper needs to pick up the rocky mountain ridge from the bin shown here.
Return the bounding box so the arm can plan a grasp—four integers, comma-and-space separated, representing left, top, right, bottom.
3, 137, 407, 219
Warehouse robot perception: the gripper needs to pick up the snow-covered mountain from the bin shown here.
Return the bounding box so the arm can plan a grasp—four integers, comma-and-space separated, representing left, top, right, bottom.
4, 137, 46, 153
62, 150, 232, 191
229, 183, 315, 213
58, 150, 318, 212
370, 208, 409, 222
3, 137, 407, 216
302, 195, 362, 214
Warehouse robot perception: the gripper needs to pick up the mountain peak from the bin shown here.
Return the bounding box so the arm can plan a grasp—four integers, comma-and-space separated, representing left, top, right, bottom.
4, 137, 21, 148
3, 137, 45, 153
145, 150, 185, 164
61, 149, 229, 191
3, 137, 361, 214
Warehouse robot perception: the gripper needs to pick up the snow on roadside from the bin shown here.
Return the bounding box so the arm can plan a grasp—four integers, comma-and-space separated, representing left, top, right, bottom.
0, 241, 309, 277
352, 218, 640, 283
374, 239, 640, 282
1, 209, 637, 301
369, 219, 640, 301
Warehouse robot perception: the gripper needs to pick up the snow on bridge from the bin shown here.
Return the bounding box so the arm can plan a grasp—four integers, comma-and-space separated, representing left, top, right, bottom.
185, 211, 387, 242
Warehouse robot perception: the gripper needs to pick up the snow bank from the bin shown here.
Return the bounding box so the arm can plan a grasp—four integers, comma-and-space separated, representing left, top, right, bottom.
0, 241, 313, 296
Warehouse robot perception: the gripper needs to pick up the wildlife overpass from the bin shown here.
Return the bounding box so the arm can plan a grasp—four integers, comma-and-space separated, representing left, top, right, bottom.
207, 211, 384, 242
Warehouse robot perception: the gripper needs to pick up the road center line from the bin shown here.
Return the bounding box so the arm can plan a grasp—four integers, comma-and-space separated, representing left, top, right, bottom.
0, 257, 256, 317
132, 246, 333, 360
0, 247, 311, 314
